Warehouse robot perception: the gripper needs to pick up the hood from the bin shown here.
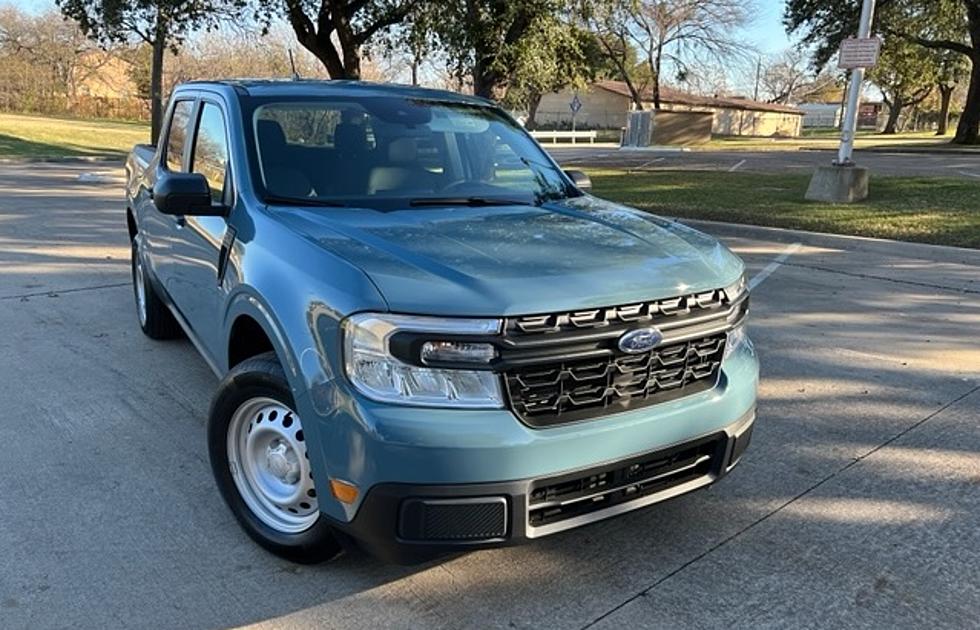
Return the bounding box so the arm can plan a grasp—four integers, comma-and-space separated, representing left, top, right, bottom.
271, 196, 743, 317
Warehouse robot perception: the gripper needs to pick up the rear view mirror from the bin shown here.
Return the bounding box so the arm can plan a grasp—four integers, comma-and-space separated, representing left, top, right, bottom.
564, 169, 592, 191
153, 171, 224, 216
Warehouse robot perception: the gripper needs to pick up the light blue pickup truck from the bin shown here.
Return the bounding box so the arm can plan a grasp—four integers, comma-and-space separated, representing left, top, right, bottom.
125, 80, 757, 564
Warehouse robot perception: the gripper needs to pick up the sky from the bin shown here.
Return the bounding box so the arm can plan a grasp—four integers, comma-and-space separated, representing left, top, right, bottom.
746, 0, 794, 54
9, 0, 794, 52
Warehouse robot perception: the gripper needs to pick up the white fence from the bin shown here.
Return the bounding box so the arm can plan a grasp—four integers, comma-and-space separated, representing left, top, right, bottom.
529, 130, 598, 144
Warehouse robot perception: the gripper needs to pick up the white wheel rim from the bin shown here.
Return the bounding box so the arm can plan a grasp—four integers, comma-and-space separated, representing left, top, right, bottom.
134, 253, 148, 326
227, 397, 319, 534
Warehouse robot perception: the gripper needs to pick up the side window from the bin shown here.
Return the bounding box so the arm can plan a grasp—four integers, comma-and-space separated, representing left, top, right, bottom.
166, 100, 194, 172
191, 103, 229, 202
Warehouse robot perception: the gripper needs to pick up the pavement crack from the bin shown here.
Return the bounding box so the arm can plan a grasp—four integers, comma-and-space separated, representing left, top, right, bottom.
579, 383, 980, 630
0, 281, 130, 301
780, 261, 980, 295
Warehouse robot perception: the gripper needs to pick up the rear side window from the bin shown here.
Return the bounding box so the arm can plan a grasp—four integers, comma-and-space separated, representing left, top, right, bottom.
191, 103, 229, 202
166, 100, 194, 171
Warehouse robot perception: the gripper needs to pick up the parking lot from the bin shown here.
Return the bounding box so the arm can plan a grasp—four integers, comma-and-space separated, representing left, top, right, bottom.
546, 146, 980, 179
1, 162, 979, 629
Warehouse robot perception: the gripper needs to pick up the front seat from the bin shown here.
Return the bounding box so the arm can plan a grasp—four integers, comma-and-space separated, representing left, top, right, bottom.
368, 137, 434, 195
329, 121, 372, 196
256, 119, 313, 198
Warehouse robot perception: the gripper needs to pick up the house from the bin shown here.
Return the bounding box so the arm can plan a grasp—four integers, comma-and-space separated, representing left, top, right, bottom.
537, 80, 804, 138
799, 103, 843, 128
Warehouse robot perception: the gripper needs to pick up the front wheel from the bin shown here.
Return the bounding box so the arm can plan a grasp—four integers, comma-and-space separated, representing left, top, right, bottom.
207, 352, 341, 563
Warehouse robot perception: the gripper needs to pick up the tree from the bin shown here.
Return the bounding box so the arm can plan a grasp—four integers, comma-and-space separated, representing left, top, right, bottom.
504, 26, 602, 128
935, 49, 970, 134
785, 0, 979, 144
754, 48, 842, 104
57, 0, 242, 143
419, 0, 575, 101
868, 36, 937, 133
579, 0, 752, 109
273, 0, 419, 80
580, 1, 649, 109
629, 0, 753, 109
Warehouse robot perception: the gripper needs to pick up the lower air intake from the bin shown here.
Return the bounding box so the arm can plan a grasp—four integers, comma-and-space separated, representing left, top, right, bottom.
399, 497, 508, 541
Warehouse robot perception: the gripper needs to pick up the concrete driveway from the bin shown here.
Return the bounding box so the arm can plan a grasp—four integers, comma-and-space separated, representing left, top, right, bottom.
546, 146, 980, 179
1, 163, 978, 629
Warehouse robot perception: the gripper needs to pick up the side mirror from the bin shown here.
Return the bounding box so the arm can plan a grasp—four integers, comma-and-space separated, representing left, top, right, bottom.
564, 169, 592, 192
153, 171, 224, 216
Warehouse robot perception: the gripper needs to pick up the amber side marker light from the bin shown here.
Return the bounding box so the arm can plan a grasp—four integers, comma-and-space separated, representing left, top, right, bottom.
330, 479, 359, 504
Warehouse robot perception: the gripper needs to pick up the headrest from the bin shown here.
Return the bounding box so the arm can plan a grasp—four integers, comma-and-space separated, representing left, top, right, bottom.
257, 119, 287, 151
387, 137, 417, 164
334, 122, 367, 153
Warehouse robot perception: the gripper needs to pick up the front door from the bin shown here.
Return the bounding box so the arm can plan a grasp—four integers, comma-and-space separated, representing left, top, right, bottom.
165, 100, 232, 361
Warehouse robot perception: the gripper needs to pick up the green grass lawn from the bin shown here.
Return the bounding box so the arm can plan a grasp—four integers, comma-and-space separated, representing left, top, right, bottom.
0, 112, 149, 159
589, 169, 980, 249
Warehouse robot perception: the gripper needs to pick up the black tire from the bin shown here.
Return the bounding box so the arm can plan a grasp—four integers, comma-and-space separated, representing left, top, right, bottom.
207, 351, 341, 564
131, 239, 181, 340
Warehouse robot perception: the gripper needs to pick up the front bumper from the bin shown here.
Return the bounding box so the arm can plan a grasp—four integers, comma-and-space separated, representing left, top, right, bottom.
329, 407, 754, 564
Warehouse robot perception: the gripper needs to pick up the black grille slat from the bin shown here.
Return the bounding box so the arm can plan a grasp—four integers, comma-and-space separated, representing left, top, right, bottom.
499, 289, 742, 427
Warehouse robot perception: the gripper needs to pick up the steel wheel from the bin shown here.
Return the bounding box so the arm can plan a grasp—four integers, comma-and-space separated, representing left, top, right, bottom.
133, 252, 148, 327
226, 397, 319, 534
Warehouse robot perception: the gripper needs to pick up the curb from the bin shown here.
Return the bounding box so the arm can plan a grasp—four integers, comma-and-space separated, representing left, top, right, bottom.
676, 217, 980, 264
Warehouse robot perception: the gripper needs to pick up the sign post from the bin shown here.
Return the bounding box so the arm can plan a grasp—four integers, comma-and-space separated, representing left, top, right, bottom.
835, 0, 880, 165
805, 0, 878, 203
569, 94, 582, 144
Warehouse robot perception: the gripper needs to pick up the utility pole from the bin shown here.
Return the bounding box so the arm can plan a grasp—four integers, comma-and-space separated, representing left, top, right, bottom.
805, 0, 879, 203
753, 57, 762, 101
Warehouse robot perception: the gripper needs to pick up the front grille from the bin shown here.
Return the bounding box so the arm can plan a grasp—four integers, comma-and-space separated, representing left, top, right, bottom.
499, 289, 745, 427
528, 435, 723, 529
505, 333, 726, 426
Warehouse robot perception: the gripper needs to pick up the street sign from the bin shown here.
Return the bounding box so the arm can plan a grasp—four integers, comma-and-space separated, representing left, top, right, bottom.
838, 37, 882, 69
569, 94, 582, 114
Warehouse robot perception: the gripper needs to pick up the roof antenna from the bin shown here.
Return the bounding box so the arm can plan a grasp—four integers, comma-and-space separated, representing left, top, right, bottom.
288, 48, 300, 80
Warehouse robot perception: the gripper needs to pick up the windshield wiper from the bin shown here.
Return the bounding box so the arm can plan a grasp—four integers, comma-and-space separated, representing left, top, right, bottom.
263, 195, 347, 208
409, 196, 533, 207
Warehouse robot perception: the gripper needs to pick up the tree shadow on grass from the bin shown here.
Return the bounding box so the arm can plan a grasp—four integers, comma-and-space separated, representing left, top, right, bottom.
0, 132, 126, 160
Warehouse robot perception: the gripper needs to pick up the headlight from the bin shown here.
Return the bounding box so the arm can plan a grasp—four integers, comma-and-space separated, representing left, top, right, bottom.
342, 313, 504, 408
723, 272, 748, 302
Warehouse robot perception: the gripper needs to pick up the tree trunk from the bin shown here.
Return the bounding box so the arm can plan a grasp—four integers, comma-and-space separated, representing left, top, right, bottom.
472, 56, 506, 100
882, 96, 903, 134
652, 43, 663, 110
525, 92, 542, 130
937, 84, 953, 136
149, 35, 166, 145
955, 54, 980, 144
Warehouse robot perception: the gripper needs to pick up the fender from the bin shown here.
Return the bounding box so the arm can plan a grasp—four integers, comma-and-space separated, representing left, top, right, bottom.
223, 288, 303, 381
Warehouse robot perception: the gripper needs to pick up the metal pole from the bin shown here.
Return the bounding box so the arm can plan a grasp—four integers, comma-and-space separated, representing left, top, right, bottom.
836, 0, 877, 165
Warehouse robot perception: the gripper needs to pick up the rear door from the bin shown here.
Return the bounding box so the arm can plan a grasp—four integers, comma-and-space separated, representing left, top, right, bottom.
165, 98, 234, 359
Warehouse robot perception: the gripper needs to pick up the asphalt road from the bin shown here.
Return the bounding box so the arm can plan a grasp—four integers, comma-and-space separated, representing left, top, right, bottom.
1, 163, 979, 630
545, 146, 980, 179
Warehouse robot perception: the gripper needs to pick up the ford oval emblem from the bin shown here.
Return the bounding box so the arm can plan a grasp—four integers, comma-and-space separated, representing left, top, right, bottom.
618, 327, 663, 354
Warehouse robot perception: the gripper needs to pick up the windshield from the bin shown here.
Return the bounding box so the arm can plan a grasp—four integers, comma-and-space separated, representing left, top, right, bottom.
249, 97, 576, 208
